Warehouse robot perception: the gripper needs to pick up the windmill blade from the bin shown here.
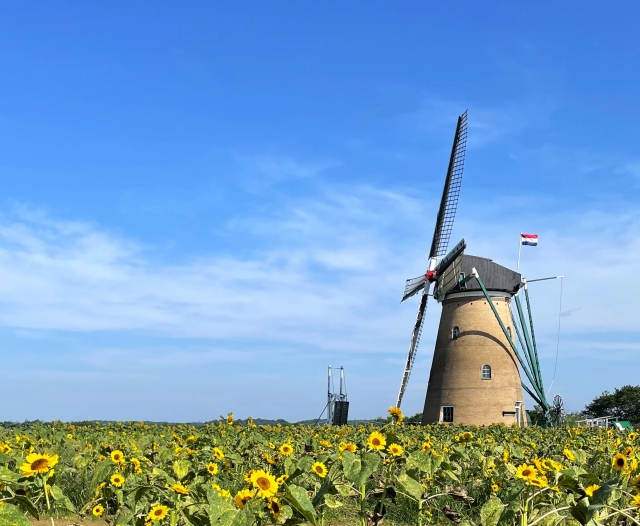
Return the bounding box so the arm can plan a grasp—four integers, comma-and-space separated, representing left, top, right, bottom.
428, 111, 468, 260
396, 283, 431, 408
432, 238, 466, 301
401, 275, 427, 302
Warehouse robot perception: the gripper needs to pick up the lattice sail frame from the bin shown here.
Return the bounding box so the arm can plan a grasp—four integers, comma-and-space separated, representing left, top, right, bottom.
396, 111, 469, 409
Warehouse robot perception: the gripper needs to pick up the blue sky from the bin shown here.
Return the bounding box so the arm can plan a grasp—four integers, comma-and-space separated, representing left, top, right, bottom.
1, 2, 639, 422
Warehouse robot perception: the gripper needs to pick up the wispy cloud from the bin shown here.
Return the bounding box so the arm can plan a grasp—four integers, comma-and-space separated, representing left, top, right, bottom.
235, 154, 342, 190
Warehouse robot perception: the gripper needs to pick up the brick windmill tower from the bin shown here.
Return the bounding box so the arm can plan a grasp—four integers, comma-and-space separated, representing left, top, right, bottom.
396, 112, 550, 426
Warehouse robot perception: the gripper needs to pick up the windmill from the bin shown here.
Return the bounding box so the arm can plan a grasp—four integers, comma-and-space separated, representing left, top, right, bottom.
397, 111, 556, 426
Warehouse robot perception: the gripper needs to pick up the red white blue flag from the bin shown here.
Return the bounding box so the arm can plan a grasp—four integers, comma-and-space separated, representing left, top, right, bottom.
521, 233, 539, 246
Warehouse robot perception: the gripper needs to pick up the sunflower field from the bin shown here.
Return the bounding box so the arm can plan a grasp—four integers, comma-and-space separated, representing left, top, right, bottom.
0, 411, 639, 526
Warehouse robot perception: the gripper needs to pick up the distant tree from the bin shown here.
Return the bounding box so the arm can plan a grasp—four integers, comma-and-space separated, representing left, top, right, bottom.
584, 385, 640, 425
404, 412, 423, 424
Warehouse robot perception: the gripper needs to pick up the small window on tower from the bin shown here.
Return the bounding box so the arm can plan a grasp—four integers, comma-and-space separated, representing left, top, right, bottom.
459, 272, 466, 289
441, 406, 454, 423
482, 364, 492, 379
452, 326, 460, 339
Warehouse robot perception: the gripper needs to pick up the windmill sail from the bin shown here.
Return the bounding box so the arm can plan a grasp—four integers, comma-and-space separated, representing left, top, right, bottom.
429, 111, 468, 260
402, 275, 427, 302
396, 112, 468, 409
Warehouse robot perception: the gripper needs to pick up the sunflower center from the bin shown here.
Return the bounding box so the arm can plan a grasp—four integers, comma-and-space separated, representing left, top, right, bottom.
523, 469, 532, 476
616, 458, 625, 466
372, 439, 380, 446
31, 458, 49, 470
154, 510, 163, 517
257, 477, 271, 490
272, 502, 281, 513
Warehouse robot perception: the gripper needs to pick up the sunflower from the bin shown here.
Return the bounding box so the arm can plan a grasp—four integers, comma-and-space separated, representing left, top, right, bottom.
204, 462, 219, 475
624, 446, 634, 458
147, 504, 169, 522
213, 447, 224, 460
234, 489, 253, 509
585, 484, 600, 497
19, 453, 59, 477
367, 431, 386, 451
268, 497, 282, 519
631, 474, 640, 488
276, 474, 289, 484
319, 440, 332, 448
110, 450, 125, 464
387, 407, 404, 424
421, 442, 432, 452
311, 461, 328, 478
461, 431, 473, 441
632, 494, 640, 507
563, 449, 575, 461
171, 483, 189, 495
250, 469, 279, 498
515, 464, 537, 480
110, 473, 125, 487
244, 469, 255, 483
491, 483, 499, 493
387, 443, 404, 457
218, 489, 231, 498
613, 453, 627, 470
532, 458, 546, 473
279, 443, 294, 456
92, 504, 104, 517
629, 432, 637, 441
502, 450, 510, 462
529, 475, 548, 488
343, 442, 357, 453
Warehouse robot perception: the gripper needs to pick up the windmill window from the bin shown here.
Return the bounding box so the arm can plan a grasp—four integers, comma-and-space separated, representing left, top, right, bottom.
459, 272, 466, 289
441, 406, 454, 423
481, 364, 492, 379
452, 326, 460, 339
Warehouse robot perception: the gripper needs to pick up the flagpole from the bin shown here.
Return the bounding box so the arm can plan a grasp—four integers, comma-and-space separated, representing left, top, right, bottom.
517, 231, 522, 272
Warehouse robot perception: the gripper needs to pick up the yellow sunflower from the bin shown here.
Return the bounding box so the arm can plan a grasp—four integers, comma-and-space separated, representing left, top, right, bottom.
387, 407, 404, 424
234, 489, 253, 509
461, 431, 473, 441
613, 453, 627, 471
279, 443, 294, 456
563, 449, 575, 461
585, 484, 600, 497
515, 464, 537, 480
244, 469, 255, 483
268, 497, 282, 519
206, 462, 219, 475
529, 475, 548, 488
92, 504, 104, 517
110, 450, 125, 464
250, 469, 279, 498
147, 504, 169, 522
491, 483, 499, 493
171, 483, 189, 495
421, 442, 432, 452
19, 453, 59, 477
110, 473, 125, 487
632, 494, 640, 507
629, 432, 637, 441
387, 443, 404, 457
343, 442, 357, 453
213, 447, 224, 460
367, 431, 386, 451
276, 474, 289, 484
311, 461, 328, 478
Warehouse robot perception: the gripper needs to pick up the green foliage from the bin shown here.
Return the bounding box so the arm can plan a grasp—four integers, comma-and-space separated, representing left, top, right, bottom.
0, 420, 638, 525
584, 384, 640, 425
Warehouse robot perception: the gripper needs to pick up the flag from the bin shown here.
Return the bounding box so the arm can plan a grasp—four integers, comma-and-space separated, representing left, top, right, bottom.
521, 233, 538, 246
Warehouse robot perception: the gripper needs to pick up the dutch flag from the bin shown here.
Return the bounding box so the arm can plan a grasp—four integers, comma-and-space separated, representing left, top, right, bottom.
521, 233, 538, 246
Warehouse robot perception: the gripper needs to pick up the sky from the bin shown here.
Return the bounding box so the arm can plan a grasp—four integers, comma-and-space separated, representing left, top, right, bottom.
0, 1, 639, 422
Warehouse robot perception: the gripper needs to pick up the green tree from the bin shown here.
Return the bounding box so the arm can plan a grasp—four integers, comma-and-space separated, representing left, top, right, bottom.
584, 384, 640, 425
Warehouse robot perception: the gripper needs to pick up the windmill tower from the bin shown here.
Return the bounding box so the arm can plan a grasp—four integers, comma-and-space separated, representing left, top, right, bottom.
397, 112, 550, 426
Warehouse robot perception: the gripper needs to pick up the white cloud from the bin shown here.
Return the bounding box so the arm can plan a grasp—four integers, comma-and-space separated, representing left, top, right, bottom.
0, 183, 638, 419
